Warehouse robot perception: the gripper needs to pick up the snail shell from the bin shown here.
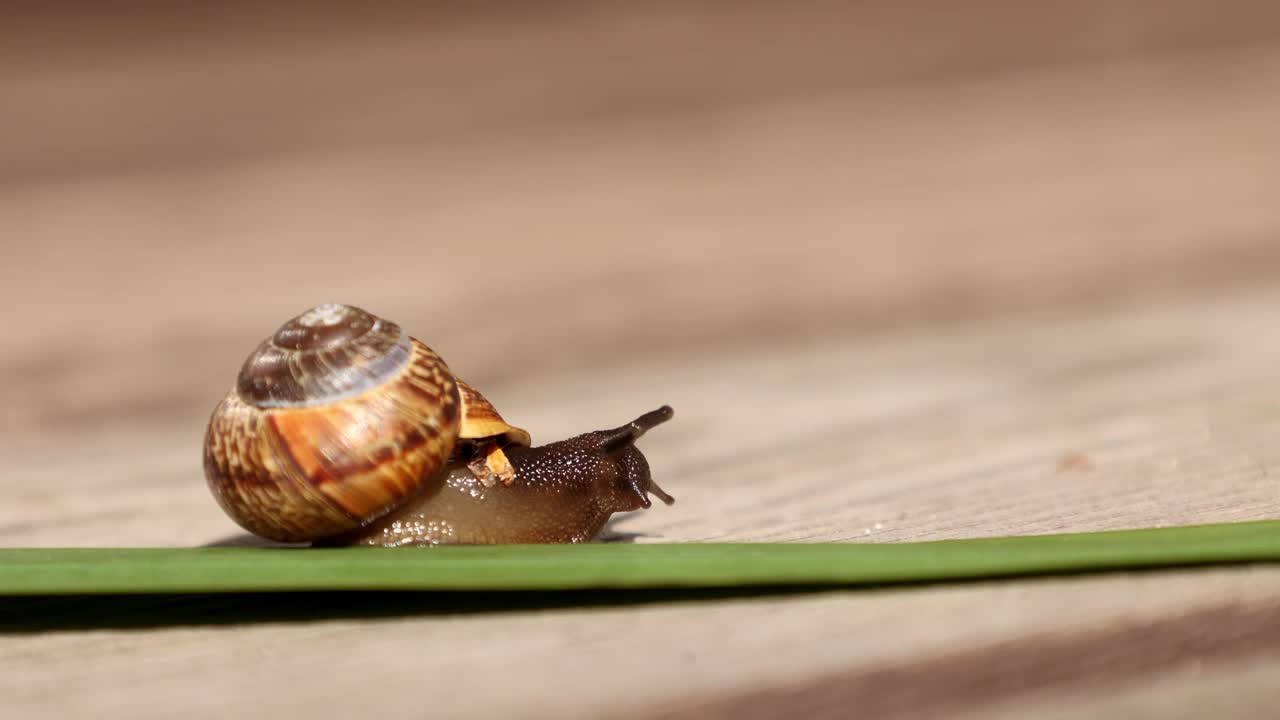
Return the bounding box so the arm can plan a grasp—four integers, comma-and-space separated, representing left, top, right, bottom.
202, 303, 527, 542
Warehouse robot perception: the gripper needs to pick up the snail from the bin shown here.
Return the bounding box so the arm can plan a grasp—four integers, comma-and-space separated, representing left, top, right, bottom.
202, 303, 674, 546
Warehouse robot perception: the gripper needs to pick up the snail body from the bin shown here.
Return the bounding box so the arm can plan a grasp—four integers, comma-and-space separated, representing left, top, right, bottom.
203, 304, 673, 546
324, 407, 674, 546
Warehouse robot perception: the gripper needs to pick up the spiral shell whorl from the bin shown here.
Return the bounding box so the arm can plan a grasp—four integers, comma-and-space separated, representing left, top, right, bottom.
237, 303, 411, 409
203, 305, 462, 542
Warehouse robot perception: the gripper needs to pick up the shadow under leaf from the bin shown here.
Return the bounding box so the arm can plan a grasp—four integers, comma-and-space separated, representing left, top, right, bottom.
0, 586, 838, 634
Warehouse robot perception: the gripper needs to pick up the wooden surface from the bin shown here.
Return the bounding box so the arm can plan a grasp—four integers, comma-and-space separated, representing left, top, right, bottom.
4, 1, 1280, 717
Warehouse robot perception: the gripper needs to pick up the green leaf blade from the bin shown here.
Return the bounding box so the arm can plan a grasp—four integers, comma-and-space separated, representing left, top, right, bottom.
2, 520, 1279, 596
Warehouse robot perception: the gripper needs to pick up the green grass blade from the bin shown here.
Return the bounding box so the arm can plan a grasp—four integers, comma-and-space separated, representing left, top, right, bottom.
2, 520, 1279, 596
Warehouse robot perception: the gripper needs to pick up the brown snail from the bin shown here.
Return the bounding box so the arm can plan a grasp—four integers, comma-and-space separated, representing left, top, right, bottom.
203, 303, 674, 546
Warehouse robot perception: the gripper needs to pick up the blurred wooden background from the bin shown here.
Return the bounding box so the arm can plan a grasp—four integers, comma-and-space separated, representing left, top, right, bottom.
3, 1, 1280, 717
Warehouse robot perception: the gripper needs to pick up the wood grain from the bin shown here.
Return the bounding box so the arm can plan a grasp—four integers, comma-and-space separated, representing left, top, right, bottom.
3, 1, 1280, 717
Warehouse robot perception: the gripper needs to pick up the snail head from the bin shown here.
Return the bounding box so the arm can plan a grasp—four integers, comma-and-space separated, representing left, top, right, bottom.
505, 406, 676, 513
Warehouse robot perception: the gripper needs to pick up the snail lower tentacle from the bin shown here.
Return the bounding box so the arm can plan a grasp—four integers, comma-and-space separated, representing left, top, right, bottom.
321, 407, 676, 547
